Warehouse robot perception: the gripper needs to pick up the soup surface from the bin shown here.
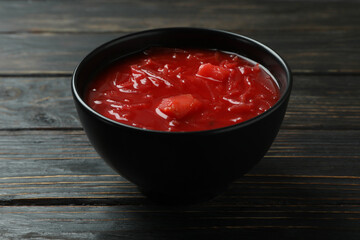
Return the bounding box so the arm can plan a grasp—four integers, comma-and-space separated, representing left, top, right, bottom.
85, 47, 280, 131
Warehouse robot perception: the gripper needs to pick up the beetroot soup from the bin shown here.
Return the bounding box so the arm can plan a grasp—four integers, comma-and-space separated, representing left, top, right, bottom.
85, 47, 280, 132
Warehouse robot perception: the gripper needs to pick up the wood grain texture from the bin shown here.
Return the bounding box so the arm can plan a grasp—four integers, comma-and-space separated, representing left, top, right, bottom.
0, 0, 359, 33
0, 30, 359, 75
1, 204, 360, 240
0, 77, 77, 129
0, 1, 359, 74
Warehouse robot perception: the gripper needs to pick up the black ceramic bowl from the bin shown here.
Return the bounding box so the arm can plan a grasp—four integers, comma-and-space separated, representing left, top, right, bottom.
72, 27, 292, 204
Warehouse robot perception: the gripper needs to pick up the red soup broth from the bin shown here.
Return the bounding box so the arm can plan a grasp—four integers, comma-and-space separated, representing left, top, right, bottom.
85, 47, 280, 132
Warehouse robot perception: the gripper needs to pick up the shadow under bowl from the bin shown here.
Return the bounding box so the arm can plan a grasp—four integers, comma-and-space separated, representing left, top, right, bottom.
71, 27, 292, 204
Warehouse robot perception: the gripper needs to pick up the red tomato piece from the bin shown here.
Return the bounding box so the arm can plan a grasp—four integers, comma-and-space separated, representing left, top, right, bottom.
157, 94, 202, 119
196, 63, 230, 82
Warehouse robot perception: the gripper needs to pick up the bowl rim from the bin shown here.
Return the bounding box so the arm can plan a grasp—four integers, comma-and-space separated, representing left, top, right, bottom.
72, 27, 292, 135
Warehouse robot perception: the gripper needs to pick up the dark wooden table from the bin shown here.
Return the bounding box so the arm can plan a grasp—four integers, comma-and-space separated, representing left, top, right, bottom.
0, 0, 359, 239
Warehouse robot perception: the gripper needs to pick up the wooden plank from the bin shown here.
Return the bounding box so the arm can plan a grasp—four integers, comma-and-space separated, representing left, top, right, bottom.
0, 129, 358, 204
0, 0, 359, 34
284, 74, 360, 130
0, 30, 359, 75
1, 204, 360, 240
1, 173, 360, 206
0, 76, 78, 129
0, 33, 115, 75
0, 75, 358, 130
0, 0, 358, 74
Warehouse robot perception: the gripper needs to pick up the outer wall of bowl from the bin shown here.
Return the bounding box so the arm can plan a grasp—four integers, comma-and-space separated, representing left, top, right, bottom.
72, 28, 292, 203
